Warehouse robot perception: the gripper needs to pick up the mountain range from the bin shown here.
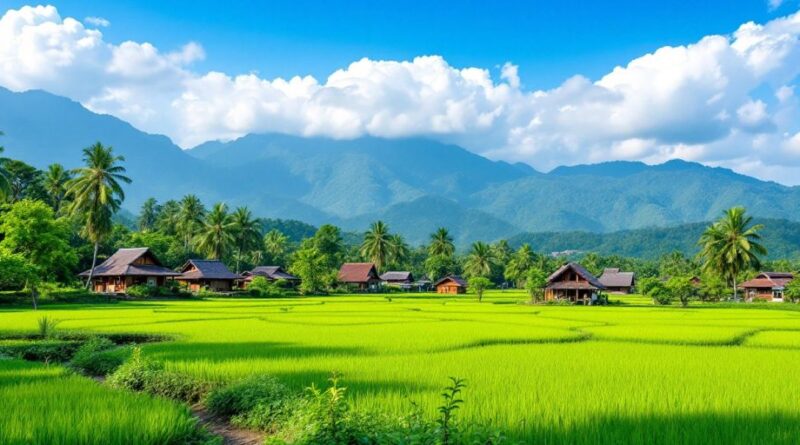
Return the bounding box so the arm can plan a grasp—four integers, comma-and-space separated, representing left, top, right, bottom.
2, 86, 800, 247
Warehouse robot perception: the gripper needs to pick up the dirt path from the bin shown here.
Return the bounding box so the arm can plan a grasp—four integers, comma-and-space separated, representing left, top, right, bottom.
191, 405, 265, 445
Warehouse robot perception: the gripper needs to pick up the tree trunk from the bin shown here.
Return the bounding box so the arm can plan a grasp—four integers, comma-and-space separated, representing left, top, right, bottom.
733, 276, 738, 302
85, 242, 99, 289
27, 279, 38, 310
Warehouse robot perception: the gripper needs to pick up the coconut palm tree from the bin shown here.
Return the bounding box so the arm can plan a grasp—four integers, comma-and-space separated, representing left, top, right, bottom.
389, 234, 410, 267
177, 194, 206, 251
230, 206, 262, 273
360, 220, 395, 271
66, 143, 131, 288
137, 198, 160, 232
42, 163, 71, 213
463, 241, 497, 278
505, 243, 535, 287
698, 207, 767, 301
263, 229, 290, 265
194, 202, 234, 260
428, 227, 455, 257
157, 199, 181, 235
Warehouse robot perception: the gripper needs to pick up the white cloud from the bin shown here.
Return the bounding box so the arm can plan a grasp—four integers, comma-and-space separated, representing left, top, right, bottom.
769, 0, 785, 11
84, 16, 109, 27
2, 5, 800, 183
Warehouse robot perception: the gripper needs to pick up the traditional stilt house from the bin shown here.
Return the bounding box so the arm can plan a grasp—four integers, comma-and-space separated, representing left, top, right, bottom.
79, 248, 180, 294
544, 262, 605, 304
177, 259, 240, 292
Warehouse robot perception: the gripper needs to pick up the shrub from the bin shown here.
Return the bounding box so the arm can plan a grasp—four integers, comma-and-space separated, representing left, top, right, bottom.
0, 340, 81, 363
248, 277, 283, 298
69, 337, 124, 376
108, 347, 210, 403
207, 375, 293, 431
126, 284, 158, 298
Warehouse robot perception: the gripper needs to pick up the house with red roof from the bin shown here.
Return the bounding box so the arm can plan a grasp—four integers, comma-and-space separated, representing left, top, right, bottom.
338, 263, 381, 291
741, 272, 794, 302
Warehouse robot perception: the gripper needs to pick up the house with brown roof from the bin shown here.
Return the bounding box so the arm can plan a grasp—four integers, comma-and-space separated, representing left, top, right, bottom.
741, 272, 794, 302
338, 263, 381, 291
545, 262, 605, 304
598, 268, 636, 294
380, 271, 414, 285
240, 266, 300, 288
79, 247, 180, 294
434, 276, 467, 294
177, 259, 240, 292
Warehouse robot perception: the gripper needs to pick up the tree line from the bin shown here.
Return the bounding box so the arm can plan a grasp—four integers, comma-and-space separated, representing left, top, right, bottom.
1, 134, 797, 303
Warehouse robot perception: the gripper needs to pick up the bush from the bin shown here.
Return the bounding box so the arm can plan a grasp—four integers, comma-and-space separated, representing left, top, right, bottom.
248, 277, 284, 298
126, 284, 158, 298
0, 340, 81, 363
69, 337, 124, 376
108, 347, 210, 403
37, 316, 59, 339
207, 375, 294, 431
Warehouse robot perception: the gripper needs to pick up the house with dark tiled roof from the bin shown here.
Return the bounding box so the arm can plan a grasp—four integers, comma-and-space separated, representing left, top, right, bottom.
598, 268, 636, 294
741, 272, 794, 302
79, 248, 180, 294
240, 266, 300, 288
380, 271, 414, 285
434, 276, 467, 294
177, 259, 240, 292
338, 263, 380, 291
545, 262, 605, 304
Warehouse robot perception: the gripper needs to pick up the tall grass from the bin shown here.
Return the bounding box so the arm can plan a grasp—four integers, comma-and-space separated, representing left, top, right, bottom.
1, 292, 800, 443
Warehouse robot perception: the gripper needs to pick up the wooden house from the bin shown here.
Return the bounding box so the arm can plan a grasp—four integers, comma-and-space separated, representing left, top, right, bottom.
598, 268, 635, 294
177, 259, 240, 292
338, 263, 381, 291
380, 271, 414, 285
544, 262, 605, 304
79, 248, 180, 294
240, 266, 300, 288
434, 276, 467, 294
741, 272, 794, 302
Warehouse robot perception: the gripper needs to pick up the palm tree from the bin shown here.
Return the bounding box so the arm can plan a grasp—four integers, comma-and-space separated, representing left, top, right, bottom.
66, 142, 131, 288
0, 144, 11, 202
505, 244, 534, 287
157, 200, 181, 235
42, 163, 71, 213
463, 241, 497, 278
263, 229, 290, 265
389, 234, 410, 267
698, 207, 767, 301
194, 202, 234, 260
360, 221, 395, 271
138, 198, 160, 232
428, 227, 455, 257
177, 194, 206, 251
230, 206, 262, 273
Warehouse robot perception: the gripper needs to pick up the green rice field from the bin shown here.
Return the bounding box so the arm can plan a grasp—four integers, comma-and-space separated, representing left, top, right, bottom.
2, 291, 800, 444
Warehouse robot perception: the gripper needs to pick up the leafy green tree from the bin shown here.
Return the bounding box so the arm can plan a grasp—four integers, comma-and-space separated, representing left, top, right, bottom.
698, 275, 728, 302
640, 277, 671, 305
463, 241, 497, 278
784, 279, 800, 303
492, 240, 512, 264
263, 229, 290, 265
525, 267, 548, 303
230, 206, 262, 273
120, 231, 187, 269
290, 246, 330, 295
194, 202, 234, 260
505, 244, 535, 287
666, 275, 695, 307
428, 227, 455, 257
0, 252, 38, 308
137, 198, 160, 232
42, 163, 71, 214
659, 251, 696, 278
387, 234, 410, 270
4, 159, 44, 203
66, 142, 131, 288
699, 207, 767, 301
425, 254, 459, 282
359, 221, 395, 272
0, 200, 78, 281
311, 224, 345, 270
177, 194, 206, 251
468, 276, 493, 302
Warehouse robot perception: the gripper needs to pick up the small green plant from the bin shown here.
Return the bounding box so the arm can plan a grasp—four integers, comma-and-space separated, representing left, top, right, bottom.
108, 347, 210, 402
248, 276, 283, 297
438, 377, 466, 445
69, 337, 124, 376
37, 316, 59, 339
468, 277, 493, 302
206, 375, 293, 430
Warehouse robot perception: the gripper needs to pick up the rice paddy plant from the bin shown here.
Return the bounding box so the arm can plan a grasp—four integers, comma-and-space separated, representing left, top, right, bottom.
1, 291, 800, 443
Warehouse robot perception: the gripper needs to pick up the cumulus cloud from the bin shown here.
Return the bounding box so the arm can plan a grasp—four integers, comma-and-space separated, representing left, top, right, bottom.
2, 5, 800, 184
84, 16, 109, 27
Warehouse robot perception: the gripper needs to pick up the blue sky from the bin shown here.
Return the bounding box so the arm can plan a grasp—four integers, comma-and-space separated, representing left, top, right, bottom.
1, 0, 791, 88
1, 1, 800, 184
